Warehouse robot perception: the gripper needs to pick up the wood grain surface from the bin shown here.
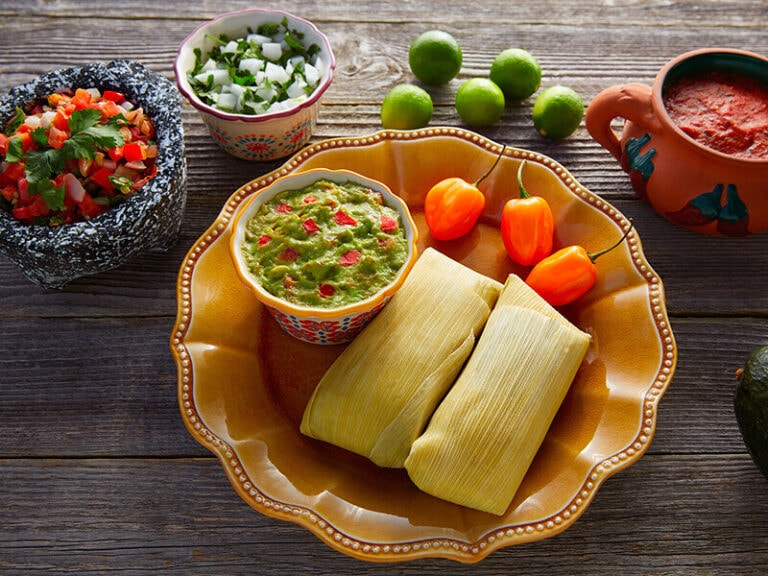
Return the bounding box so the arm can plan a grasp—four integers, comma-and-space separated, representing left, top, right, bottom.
1, 1, 767, 574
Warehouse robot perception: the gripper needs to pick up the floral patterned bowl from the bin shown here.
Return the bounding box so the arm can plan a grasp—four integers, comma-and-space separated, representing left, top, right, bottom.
229, 168, 418, 344
174, 9, 335, 161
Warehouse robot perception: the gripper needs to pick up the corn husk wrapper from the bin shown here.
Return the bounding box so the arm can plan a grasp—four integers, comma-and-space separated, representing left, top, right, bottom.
404, 277, 591, 515
300, 248, 503, 468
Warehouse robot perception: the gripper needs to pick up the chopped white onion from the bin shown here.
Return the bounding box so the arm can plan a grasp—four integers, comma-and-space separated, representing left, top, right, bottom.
265, 62, 290, 84
261, 42, 283, 61
40, 110, 57, 128
304, 63, 320, 87
195, 68, 230, 86
239, 58, 264, 75
216, 92, 238, 111
222, 40, 239, 54
24, 115, 42, 130
286, 80, 308, 99
246, 33, 272, 45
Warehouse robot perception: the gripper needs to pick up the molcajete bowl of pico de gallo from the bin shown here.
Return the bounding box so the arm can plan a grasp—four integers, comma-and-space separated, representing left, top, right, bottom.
586, 48, 768, 236
229, 168, 418, 344
0, 60, 186, 288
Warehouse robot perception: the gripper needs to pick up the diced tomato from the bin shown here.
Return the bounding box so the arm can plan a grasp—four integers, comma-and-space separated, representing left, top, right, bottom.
102, 90, 125, 103
90, 166, 115, 192
319, 284, 335, 298
48, 92, 70, 107
11, 205, 34, 221
47, 125, 69, 150
339, 250, 361, 266
258, 234, 272, 247
277, 247, 300, 262
17, 177, 32, 201
13, 195, 49, 221
334, 210, 357, 226
0, 162, 25, 186
302, 218, 319, 234
303, 195, 317, 204
52, 110, 71, 131
16, 132, 34, 152
381, 214, 398, 233
76, 192, 106, 219
0, 184, 16, 202
97, 99, 122, 119
276, 202, 292, 213
0, 133, 8, 155
122, 142, 144, 162
108, 146, 124, 162
71, 88, 93, 110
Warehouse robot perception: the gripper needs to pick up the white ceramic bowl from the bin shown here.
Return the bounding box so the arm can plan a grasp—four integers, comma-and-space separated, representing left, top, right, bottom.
230, 168, 418, 344
174, 9, 335, 161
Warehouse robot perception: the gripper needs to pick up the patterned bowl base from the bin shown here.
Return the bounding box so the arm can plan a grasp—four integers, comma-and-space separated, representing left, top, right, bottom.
266, 300, 389, 345
206, 116, 316, 161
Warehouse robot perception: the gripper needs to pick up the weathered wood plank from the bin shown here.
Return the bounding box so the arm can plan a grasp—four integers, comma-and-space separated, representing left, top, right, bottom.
0, 454, 766, 574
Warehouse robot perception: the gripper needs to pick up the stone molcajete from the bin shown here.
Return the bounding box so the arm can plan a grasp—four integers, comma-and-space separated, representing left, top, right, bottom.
586, 48, 768, 236
0, 60, 187, 288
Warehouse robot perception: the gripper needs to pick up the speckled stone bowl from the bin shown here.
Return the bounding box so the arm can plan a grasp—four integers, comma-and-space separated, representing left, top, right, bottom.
0, 60, 187, 288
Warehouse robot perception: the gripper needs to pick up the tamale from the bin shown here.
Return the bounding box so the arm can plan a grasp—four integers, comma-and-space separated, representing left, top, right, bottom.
300, 248, 503, 468
404, 281, 591, 515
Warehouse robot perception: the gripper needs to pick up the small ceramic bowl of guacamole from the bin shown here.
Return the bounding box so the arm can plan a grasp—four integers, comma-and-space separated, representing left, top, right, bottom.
230, 168, 418, 344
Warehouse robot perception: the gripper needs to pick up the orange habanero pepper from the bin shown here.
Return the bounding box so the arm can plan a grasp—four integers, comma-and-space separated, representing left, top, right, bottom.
500, 160, 554, 266
525, 221, 634, 306
424, 146, 505, 241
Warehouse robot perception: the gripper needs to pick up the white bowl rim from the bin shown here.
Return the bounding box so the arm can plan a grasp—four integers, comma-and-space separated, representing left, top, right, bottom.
174, 8, 336, 123
230, 168, 419, 318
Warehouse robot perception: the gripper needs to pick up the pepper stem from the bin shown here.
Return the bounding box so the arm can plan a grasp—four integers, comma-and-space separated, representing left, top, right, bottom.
516, 160, 530, 199
588, 220, 634, 262
474, 145, 507, 186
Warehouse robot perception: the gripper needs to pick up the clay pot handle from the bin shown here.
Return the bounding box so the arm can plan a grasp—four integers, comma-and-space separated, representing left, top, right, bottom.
585, 83, 662, 161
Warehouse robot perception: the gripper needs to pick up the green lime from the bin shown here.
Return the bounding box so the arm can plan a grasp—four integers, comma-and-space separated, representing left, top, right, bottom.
532, 85, 584, 140
381, 83, 434, 130
455, 78, 505, 129
489, 48, 542, 100
408, 30, 463, 86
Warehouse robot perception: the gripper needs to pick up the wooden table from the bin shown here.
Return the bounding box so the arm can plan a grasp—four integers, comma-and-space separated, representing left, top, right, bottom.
2, 1, 768, 573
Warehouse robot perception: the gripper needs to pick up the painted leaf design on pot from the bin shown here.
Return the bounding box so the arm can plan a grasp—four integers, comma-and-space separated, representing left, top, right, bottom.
666, 183, 750, 236
621, 133, 656, 204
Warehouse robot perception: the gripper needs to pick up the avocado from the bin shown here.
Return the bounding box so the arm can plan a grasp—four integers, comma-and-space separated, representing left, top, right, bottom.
734, 344, 768, 480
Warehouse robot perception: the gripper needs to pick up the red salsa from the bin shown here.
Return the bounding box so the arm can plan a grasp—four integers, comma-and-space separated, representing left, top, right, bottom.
0, 87, 158, 225
664, 70, 768, 160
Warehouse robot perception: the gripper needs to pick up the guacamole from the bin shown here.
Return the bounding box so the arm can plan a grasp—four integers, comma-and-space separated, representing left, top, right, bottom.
242, 179, 408, 308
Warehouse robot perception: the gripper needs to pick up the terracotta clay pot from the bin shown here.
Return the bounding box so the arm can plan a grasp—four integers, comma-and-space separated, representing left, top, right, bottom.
586, 48, 768, 236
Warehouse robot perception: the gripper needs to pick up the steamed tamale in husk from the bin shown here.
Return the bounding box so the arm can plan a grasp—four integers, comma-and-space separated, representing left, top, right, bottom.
300, 248, 503, 468
404, 275, 591, 515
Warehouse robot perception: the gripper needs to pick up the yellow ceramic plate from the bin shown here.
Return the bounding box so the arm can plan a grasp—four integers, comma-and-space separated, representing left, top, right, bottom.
171, 128, 677, 563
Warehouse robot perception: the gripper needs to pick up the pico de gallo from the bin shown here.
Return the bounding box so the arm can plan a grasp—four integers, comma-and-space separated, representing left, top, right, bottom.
0, 87, 158, 225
